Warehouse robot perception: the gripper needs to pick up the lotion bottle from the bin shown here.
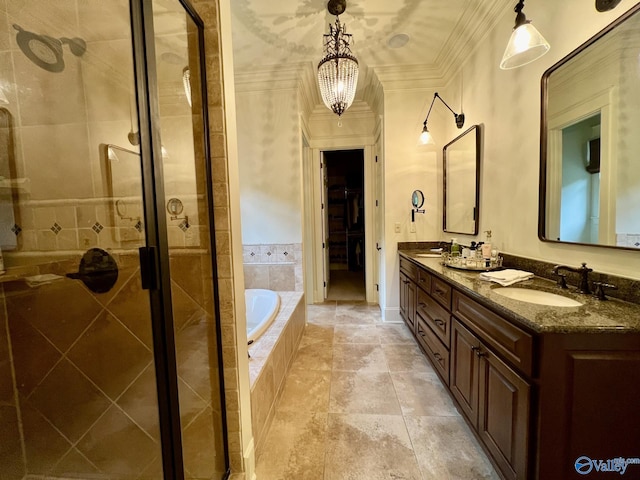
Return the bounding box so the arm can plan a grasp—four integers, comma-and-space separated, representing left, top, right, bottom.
482, 230, 492, 261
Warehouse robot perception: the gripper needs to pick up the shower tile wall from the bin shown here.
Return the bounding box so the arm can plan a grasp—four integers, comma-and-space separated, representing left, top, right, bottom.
0, 296, 25, 480
0, 252, 222, 478
243, 243, 303, 292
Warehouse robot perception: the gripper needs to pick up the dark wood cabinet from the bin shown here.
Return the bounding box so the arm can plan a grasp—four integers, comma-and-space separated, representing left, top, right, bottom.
450, 319, 480, 423
451, 319, 530, 480
478, 343, 530, 480
398, 253, 640, 480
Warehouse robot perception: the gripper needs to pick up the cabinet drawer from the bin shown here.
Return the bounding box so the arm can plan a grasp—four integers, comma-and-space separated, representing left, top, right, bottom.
417, 289, 451, 348
416, 268, 431, 293
431, 277, 452, 309
416, 316, 450, 385
400, 257, 418, 281
453, 291, 533, 377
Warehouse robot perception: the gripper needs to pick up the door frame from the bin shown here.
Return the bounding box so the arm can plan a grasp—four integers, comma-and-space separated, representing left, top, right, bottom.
304, 135, 378, 303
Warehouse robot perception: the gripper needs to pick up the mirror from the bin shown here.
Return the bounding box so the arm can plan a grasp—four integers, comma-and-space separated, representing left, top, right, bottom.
443, 125, 481, 235
540, 4, 640, 250
412, 190, 425, 209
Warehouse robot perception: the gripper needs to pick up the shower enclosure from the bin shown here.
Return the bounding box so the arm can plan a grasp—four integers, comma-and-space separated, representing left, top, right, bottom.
0, 1, 228, 479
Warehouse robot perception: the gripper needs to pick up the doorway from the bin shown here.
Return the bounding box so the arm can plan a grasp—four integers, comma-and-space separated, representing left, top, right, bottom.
324, 150, 365, 301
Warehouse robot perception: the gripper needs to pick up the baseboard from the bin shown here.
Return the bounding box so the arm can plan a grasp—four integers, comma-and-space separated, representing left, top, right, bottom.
383, 307, 402, 323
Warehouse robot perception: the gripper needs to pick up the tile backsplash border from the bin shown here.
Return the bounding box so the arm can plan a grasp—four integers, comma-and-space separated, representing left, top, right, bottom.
242, 243, 303, 292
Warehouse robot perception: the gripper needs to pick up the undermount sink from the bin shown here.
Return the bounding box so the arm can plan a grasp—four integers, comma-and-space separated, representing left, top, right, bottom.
493, 287, 583, 307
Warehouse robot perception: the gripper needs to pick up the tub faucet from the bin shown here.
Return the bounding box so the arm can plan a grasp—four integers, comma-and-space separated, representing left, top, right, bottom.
552, 262, 593, 294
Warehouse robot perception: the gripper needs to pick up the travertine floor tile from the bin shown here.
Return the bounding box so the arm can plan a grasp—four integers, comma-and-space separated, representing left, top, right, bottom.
332, 343, 388, 372
376, 323, 416, 344
334, 325, 380, 344
276, 369, 331, 413
299, 323, 334, 347
292, 341, 333, 371
391, 370, 460, 416
256, 301, 499, 480
324, 413, 422, 480
255, 410, 328, 480
405, 415, 501, 480
382, 343, 435, 373
329, 371, 401, 415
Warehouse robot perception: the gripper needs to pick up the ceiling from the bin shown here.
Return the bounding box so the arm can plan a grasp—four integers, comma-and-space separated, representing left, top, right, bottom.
230, 0, 514, 81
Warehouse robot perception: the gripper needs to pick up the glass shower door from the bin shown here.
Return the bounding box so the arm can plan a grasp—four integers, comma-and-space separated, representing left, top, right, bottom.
0, 0, 166, 478
146, 1, 228, 478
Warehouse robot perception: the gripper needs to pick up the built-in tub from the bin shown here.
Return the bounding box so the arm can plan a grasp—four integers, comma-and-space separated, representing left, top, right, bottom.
246, 289, 280, 343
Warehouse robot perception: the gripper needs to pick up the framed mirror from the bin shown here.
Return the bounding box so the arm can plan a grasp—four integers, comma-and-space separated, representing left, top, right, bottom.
443, 124, 481, 235
540, 4, 640, 250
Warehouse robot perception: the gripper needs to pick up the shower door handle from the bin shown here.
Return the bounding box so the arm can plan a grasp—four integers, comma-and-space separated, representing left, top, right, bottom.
139, 246, 159, 290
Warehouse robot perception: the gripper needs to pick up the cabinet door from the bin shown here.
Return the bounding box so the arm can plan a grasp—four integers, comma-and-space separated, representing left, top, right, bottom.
400, 271, 408, 320
399, 272, 415, 332
450, 319, 480, 424
478, 349, 530, 480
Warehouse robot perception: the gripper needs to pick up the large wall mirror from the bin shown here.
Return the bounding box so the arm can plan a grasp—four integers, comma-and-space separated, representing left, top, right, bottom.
443, 124, 481, 235
540, 4, 640, 250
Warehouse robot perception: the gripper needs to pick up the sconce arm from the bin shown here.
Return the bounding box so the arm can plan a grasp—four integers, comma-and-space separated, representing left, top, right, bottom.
421, 92, 465, 129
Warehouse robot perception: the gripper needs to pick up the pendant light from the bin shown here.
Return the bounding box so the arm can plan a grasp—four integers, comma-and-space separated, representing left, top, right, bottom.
500, 0, 550, 70
317, 0, 359, 117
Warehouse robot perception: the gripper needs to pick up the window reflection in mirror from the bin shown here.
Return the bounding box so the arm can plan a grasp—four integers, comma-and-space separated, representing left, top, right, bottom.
540, 4, 640, 250
443, 125, 481, 235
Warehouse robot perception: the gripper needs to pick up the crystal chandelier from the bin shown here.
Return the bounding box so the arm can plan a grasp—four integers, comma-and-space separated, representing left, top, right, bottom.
317, 0, 359, 117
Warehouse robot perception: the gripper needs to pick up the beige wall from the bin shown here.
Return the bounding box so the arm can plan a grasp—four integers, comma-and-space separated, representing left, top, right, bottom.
436, 0, 640, 280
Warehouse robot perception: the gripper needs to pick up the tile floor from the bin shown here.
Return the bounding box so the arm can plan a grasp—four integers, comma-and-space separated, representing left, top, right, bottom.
255, 301, 501, 480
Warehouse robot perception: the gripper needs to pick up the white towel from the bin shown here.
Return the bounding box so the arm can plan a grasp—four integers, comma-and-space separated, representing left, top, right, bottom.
479, 269, 534, 286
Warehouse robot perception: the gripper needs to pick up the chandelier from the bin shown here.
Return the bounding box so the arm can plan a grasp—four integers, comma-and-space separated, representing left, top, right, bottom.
317, 0, 359, 117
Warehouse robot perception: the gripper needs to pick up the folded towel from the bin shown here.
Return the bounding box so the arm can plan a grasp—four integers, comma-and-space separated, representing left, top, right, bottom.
479, 269, 534, 286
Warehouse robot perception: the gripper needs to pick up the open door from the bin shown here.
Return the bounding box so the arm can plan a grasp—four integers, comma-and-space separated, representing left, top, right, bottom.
321, 154, 330, 299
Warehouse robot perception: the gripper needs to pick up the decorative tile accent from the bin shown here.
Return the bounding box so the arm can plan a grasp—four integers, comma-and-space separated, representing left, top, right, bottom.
11, 224, 21, 236
179, 220, 190, 232
50, 223, 62, 235
92, 222, 103, 234
134, 220, 143, 232
251, 252, 256, 257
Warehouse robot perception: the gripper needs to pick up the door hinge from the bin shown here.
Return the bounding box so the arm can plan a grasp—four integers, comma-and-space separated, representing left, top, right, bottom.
375, 155, 378, 163
139, 246, 158, 290
320, 161, 323, 169
323, 242, 326, 249
376, 200, 379, 207
324, 281, 327, 287
376, 283, 379, 291
322, 203, 324, 210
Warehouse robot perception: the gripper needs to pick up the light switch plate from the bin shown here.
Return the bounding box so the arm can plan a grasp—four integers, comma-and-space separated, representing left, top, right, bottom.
394, 222, 401, 233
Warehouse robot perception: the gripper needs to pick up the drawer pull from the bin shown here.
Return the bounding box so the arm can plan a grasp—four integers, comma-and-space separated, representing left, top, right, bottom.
418, 302, 426, 308
433, 352, 442, 361
435, 288, 445, 295
434, 318, 445, 326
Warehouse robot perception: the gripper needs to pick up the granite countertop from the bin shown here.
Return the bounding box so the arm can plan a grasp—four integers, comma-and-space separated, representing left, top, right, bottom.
399, 250, 640, 334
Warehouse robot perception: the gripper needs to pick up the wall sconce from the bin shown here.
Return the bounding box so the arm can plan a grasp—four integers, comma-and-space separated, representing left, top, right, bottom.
418, 92, 465, 146
500, 0, 550, 70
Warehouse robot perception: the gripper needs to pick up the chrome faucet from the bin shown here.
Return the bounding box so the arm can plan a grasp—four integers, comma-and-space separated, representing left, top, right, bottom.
552, 262, 593, 294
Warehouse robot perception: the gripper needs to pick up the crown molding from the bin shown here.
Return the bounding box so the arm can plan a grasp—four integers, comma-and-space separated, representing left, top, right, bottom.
234, 62, 309, 92
373, 64, 444, 91
435, 0, 513, 80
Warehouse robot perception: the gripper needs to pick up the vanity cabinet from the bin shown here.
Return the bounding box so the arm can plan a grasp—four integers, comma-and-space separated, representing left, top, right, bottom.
398, 253, 640, 480
452, 319, 530, 480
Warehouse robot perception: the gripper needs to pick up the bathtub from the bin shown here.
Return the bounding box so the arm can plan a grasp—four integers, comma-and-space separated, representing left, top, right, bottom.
246, 289, 280, 342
